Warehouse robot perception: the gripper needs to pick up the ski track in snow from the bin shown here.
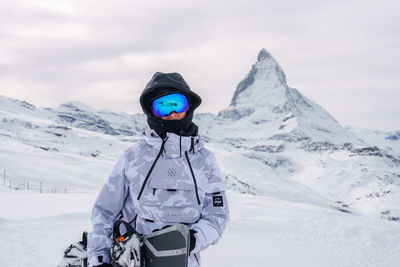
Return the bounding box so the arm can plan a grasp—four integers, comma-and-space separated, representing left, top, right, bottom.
1, 189, 400, 267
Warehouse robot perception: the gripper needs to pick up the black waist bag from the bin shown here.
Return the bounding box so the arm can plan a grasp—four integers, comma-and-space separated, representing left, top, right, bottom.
143, 224, 190, 267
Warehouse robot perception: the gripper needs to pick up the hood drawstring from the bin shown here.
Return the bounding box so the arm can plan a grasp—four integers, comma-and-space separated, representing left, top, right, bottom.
185, 151, 201, 205
137, 136, 169, 201
190, 137, 195, 154
179, 136, 182, 158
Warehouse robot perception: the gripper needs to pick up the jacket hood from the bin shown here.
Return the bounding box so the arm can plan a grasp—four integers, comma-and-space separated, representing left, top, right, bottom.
140, 72, 202, 119
143, 128, 204, 159
139, 72, 202, 138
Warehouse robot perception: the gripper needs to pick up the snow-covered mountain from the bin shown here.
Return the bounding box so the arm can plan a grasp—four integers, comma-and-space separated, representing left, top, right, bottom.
1, 49, 399, 223
0, 96, 146, 191
217, 48, 360, 144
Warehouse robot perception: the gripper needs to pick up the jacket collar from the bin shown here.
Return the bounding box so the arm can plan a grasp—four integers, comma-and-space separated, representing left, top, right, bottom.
143, 128, 204, 158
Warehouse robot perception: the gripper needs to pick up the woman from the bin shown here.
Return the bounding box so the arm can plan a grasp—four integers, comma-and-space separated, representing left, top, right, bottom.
88, 72, 229, 267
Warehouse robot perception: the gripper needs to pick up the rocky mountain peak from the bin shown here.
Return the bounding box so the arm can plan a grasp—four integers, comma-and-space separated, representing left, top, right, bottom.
217, 48, 360, 144
227, 48, 287, 109
257, 48, 272, 61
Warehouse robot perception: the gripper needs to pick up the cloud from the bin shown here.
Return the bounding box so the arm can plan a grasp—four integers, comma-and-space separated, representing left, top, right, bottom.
0, 0, 399, 130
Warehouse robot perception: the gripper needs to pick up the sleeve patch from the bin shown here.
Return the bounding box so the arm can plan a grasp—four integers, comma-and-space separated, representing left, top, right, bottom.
212, 195, 224, 207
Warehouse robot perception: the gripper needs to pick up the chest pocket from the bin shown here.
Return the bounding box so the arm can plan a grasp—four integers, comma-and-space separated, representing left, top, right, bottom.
139, 158, 199, 208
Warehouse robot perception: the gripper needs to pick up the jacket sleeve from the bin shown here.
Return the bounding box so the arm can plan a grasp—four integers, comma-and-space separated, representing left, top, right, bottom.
190, 151, 229, 254
87, 149, 131, 266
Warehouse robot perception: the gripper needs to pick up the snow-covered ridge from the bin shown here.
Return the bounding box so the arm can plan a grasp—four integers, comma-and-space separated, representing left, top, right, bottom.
48, 101, 147, 137
1, 48, 399, 223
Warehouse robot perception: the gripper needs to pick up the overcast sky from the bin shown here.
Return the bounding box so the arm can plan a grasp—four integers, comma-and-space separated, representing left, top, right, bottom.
0, 0, 399, 131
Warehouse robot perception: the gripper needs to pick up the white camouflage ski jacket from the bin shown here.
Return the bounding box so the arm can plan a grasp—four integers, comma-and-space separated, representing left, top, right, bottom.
88, 128, 229, 267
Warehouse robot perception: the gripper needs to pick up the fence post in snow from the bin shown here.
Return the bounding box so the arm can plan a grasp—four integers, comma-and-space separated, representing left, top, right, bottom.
27, 181, 29, 190
64, 187, 67, 193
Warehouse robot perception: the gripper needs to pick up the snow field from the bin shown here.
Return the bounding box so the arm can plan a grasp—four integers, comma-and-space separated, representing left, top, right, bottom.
1, 189, 400, 267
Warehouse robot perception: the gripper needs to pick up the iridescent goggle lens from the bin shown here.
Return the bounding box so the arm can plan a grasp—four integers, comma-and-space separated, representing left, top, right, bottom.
152, 93, 189, 117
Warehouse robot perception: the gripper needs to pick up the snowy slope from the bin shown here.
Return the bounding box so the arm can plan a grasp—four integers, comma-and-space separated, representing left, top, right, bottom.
1, 189, 400, 267
0, 96, 148, 191
346, 126, 400, 155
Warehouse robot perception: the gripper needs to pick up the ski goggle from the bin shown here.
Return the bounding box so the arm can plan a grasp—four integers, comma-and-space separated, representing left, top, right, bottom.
152, 93, 189, 117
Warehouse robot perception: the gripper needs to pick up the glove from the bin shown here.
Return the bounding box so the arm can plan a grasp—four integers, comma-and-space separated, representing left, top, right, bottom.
93, 263, 112, 267
189, 229, 197, 252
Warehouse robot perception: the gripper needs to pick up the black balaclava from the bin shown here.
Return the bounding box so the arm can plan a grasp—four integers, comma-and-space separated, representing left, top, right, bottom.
139, 72, 202, 139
